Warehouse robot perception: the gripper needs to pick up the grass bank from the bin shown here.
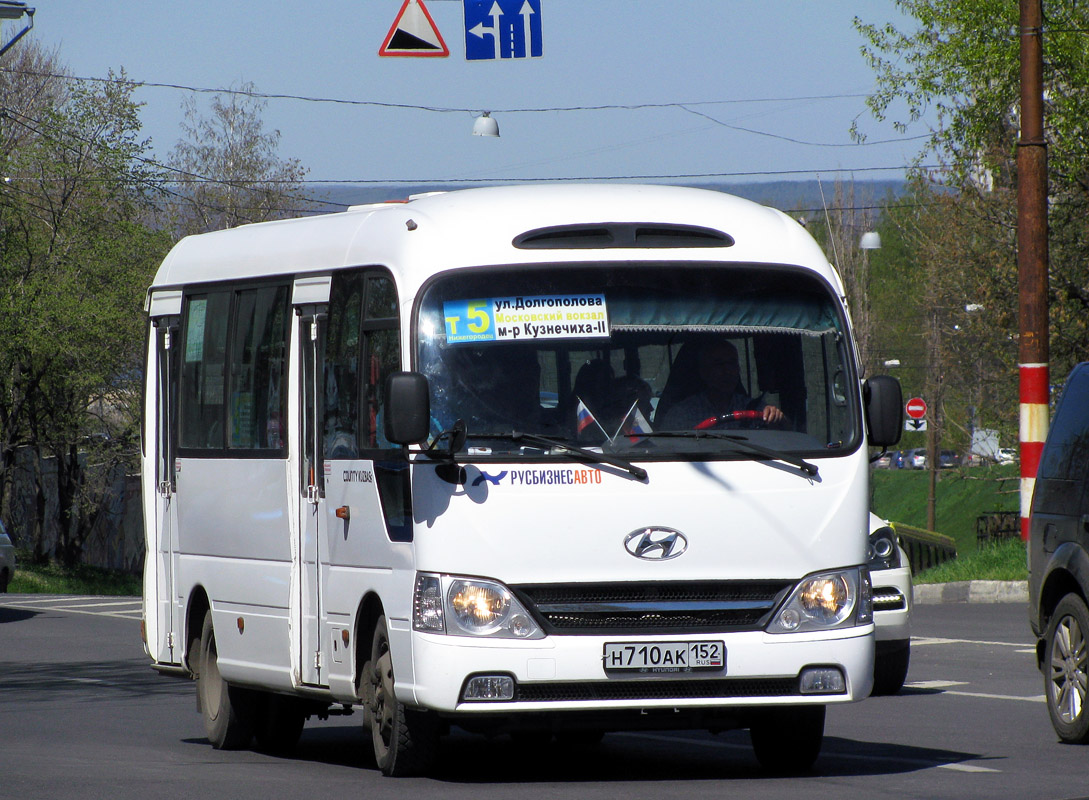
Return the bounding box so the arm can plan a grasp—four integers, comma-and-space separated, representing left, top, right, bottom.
871, 464, 1020, 556
871, 463, 1027, 582
8, 550, 141, 595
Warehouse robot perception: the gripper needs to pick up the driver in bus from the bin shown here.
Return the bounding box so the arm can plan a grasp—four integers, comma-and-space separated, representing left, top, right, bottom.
659, 340, 784, 430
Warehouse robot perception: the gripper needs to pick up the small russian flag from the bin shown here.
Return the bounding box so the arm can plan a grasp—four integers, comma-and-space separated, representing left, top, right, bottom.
576, 398, 598, 435
618, 401, 653, 443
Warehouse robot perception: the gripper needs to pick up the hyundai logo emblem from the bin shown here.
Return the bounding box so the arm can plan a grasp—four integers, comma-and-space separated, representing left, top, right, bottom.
624, 527, 688, 561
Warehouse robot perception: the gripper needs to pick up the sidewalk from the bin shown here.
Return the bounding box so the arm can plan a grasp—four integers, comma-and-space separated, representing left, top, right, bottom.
913, 581, 1028, 605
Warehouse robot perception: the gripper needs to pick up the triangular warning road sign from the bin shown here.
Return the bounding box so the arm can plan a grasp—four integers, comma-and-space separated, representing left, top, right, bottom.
379, 0, 449, 57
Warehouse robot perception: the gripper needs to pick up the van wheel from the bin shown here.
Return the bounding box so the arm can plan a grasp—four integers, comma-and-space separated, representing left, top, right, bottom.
197, 610, 256, 750
1045, 594, 1089, 743
873, 643, 911, 695
254, 694, 307, 754
365, 615, 439, 776
749, 705, 824, 774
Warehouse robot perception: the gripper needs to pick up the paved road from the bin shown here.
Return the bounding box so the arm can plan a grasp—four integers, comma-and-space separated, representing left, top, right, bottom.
1, 595, 1085, 800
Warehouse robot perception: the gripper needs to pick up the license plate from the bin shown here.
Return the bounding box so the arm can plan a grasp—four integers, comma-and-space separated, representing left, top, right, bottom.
602, 641, 725, 674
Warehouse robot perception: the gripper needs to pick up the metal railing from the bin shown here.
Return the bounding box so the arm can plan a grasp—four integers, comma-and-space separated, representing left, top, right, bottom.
890, 522, 958, 576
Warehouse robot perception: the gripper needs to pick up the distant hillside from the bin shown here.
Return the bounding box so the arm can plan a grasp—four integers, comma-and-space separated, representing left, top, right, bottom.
304, 179, 907, 216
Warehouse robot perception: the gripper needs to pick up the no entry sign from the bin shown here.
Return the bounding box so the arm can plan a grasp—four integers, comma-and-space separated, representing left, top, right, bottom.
905, 397, 928, 420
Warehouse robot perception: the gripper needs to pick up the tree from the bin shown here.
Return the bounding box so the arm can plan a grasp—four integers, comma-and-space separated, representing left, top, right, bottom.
855, 0, 1089, 386
0, 46, 170, 565
166, 82, 311, 236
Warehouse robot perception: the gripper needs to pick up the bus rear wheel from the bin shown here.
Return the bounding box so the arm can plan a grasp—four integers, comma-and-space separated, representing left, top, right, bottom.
197, 610, 256, 750
365, 615, 439, 776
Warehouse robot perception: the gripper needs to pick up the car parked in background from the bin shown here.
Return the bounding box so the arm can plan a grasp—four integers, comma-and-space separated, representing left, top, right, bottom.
938, 450, 960, 469
0, 520, 15, 593
869, 513, 912, 694
872, 451, 892, 469
1028, 362, 1089, 742
905, 448, 927, 469
996, 447, 1017, 465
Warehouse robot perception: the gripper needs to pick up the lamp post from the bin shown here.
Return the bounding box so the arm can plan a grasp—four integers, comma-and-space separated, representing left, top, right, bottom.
858, 231, 881, 376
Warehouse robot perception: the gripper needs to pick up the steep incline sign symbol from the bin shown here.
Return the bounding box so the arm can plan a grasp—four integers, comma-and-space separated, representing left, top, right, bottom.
380, 0, 450, 57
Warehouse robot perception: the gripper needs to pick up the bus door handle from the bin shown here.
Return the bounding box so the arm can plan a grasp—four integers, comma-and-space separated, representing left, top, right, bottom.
306, 484, 321, 505
158, 481, 172, 498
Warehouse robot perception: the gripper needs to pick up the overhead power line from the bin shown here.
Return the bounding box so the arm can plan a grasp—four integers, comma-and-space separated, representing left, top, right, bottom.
0, 66, 877, 115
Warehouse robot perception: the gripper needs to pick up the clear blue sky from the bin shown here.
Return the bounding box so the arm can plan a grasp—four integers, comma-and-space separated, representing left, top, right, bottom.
18, 1, 927, 186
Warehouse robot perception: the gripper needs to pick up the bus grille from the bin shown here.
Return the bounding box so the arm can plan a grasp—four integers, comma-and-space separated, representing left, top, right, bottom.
512, 581, 794, 635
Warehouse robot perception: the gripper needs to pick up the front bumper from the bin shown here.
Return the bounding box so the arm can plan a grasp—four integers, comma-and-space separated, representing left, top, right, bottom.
404, 626, 875, 715
872, 559, 912, 645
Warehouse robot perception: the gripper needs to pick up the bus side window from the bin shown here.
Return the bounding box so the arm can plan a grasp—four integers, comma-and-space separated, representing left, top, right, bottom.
229, 285, 290, 450
325, 274, 364, 459
362, 275, 400, 450
179, 291, 231, 450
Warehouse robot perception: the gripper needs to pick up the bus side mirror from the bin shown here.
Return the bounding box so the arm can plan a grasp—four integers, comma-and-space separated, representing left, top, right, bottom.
864, 375, 903, 448
384, 372, 431, 445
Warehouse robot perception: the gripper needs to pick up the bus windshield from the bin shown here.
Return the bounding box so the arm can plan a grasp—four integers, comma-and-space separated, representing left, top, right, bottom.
416, 263, 860, 460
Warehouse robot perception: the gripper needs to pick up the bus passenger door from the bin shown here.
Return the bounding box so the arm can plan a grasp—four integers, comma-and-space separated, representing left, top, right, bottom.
298, 307, 329, 686
152, 316, 180, 664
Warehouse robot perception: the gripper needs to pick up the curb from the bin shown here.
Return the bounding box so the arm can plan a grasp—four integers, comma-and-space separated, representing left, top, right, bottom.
912, 581, 1028, 605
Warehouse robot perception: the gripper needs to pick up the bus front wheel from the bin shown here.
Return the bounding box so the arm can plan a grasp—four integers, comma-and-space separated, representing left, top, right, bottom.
197, 610, 256, 750
749, 705, 825, 774
365, 615, 439, 776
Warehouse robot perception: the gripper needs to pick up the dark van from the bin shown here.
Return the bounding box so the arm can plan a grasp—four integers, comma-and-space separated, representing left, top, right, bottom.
1029, 362, 1089, 743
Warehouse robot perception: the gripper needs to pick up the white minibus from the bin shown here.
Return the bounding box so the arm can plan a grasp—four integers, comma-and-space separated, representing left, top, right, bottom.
141, 183, 903, 775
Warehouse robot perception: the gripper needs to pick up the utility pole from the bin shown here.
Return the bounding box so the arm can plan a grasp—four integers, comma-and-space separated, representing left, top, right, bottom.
1017, 0, 1049, 541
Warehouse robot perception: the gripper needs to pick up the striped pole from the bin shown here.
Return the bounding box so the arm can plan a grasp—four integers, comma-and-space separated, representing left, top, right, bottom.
1020, 363, 1049, 540
1017, 1, 1049, 541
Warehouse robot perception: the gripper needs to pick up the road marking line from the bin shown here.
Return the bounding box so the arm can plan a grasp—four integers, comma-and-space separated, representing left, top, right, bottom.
619, 732, 1001, 773
939, 762, 1000, 773
945, 690, 1045, 704
913, 636, 1031, 648
907, 680, 1044, 703
907, 679, 968, 689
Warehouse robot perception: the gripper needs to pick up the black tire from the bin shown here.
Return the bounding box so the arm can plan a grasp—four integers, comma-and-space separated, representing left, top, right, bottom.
873, 643, 911, 696
749, 705, 825, 774
254, 694, 307, 754
1044, 594, 1089, 743
365, 615, 440, 776
197, 610, 256, 750
0, 569, 9, 593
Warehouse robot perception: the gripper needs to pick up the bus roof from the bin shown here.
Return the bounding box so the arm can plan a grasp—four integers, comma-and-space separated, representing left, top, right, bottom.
149, 183, 838, 294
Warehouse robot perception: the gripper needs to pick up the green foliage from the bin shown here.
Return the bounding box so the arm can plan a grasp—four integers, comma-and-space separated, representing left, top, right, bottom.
914, 536, 1028, 583
855, 1, 1089, 385
0, 49, 171, 565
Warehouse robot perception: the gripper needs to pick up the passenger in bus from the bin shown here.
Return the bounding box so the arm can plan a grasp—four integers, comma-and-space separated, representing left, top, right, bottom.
659, 340, 783, 430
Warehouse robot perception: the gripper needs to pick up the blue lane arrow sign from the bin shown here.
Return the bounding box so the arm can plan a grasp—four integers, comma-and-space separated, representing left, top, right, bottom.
464, 0, 542, 61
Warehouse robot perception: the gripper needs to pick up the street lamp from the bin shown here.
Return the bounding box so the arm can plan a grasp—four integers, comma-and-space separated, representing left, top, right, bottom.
472, 112, 499, 137
0, 1, 34, 58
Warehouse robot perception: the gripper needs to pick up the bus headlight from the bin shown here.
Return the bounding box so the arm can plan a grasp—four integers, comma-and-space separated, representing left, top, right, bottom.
767, 567, 872, 634
413, 573, 544, 639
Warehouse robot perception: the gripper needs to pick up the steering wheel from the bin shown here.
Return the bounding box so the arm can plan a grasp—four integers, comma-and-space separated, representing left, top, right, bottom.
693, 409, 764, 430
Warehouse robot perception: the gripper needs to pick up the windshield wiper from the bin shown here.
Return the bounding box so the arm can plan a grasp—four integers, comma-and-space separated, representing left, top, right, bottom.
640, 430, 819, 478
471, 431, 648, 481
